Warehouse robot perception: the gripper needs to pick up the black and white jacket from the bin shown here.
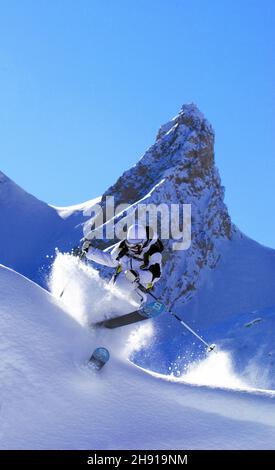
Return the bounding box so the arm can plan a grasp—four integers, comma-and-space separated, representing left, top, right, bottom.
86, 234, 163, 289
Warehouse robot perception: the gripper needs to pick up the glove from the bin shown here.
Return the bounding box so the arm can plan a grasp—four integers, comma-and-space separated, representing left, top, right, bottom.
125, 269, 140, 284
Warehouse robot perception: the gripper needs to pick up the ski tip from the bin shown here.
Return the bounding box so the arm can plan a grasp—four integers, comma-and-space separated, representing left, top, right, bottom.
91, 347, 110, 362
89, 347, 110, 371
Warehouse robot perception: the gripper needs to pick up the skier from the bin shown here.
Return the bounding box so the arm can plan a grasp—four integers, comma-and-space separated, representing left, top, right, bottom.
81, 223, 163, 306
75, 224, 215, 351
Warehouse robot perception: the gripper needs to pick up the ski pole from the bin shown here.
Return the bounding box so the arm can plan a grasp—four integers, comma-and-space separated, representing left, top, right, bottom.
138, 282, 216, 353
168, 311, 216, 352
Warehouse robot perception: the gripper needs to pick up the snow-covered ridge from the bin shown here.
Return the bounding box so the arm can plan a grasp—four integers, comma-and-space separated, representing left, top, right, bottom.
0, 171, 95, 284
51, 196, 101, 219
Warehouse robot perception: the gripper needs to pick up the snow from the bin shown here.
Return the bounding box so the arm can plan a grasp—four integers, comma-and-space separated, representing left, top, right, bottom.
49, 253, 141, 325
138, 233, 275, 386
183, 351, 249, 389
52, 196, 101, 219
0, 170, 99, 285
1, 262, 275, 450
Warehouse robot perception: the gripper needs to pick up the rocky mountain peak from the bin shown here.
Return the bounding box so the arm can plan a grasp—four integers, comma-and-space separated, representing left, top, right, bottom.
156, 103, 213, 141
103, 103, 217, 207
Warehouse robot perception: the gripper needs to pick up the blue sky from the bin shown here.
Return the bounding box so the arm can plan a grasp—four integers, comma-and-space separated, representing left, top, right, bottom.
0, 0, 274, 248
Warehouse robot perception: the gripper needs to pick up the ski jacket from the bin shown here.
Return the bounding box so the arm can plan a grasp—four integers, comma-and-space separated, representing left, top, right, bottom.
86, 235, 163, 290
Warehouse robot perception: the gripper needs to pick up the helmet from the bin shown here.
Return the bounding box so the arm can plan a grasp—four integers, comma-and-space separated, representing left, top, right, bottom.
126, 223, 147, 254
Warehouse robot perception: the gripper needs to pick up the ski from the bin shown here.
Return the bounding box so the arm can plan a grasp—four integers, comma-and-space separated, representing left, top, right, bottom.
89, 347, 110, 370
93, 301, 166, 329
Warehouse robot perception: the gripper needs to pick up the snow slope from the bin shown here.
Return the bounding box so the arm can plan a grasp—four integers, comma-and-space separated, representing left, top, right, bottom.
0, 170, 98, 284
1, 263, 275, 450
